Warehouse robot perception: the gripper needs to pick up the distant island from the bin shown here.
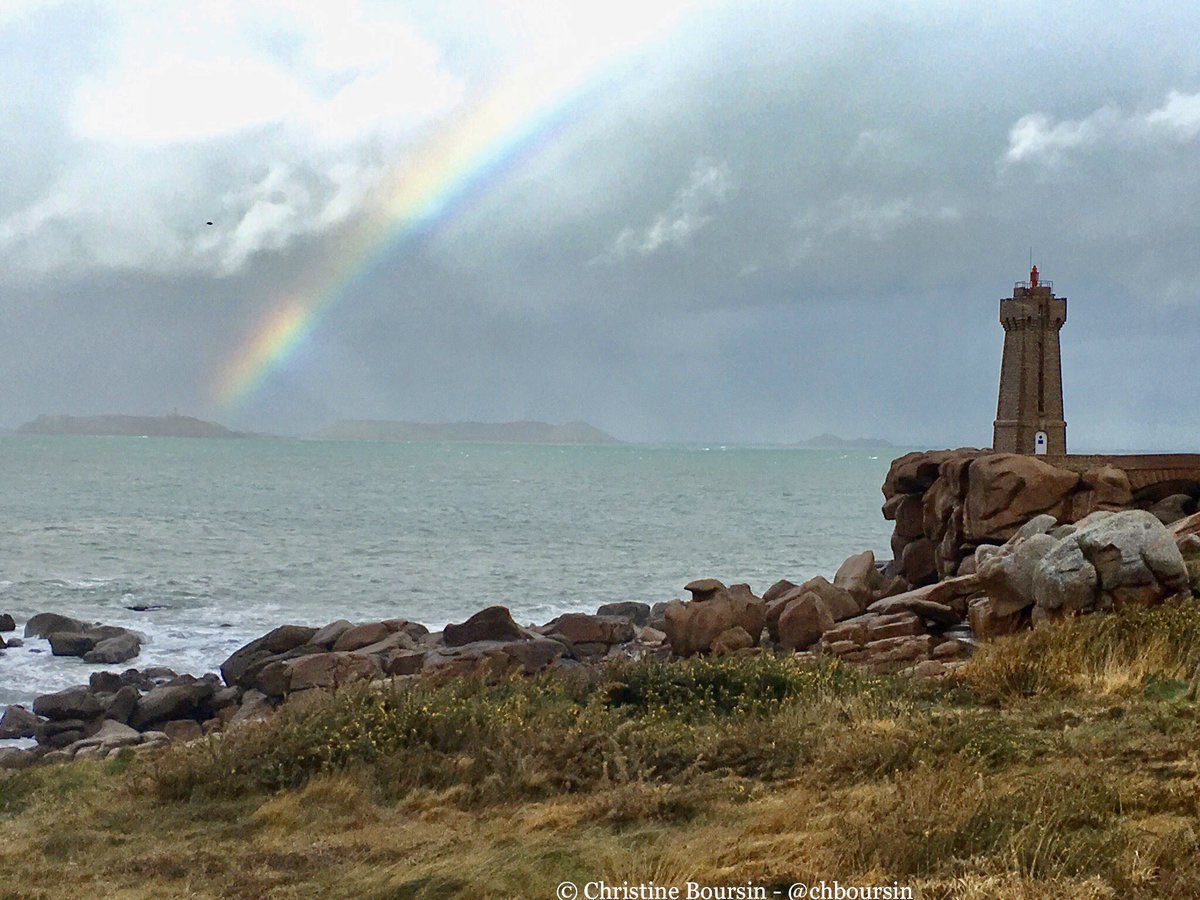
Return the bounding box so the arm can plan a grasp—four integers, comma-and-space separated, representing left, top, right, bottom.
18, 414, 245, 438
316, 420, 620, 445
796, 433, 894, 449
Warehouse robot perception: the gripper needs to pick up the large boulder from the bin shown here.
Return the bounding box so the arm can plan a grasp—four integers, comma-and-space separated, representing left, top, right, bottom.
899, 538, 938, 587
711, 626, 755, 655
1171, 511, 1200, 542
967, 596, 1025, 640
866, 583, 964, 625
24, 613, 87, 638
962, 454, 1080, 543
976, 532, 1059, 616
662, 583, 765, 657
1149, 494, 1196, 526
0, 705, 41, 739
833, 551, 886, 609
762, 580, 797, 604
1033, 510, 1190, 617
443, 606, 527, 646
0, 614, 15, 632
48, 631, 98, 657
220, 624, 319, 687
131, 681, 216, 730
84, 632, 142, 664
285, 652, 381, 692
32, 686, 102, 721
310, 619, 354, 649
778, 595, 835, 652
331, 622, 393, 652
883, 449, 978, 497
422, 638, 565, 678
542, 613, 635, 646
595, 602, 651, 626
1072, 466, 1133, 519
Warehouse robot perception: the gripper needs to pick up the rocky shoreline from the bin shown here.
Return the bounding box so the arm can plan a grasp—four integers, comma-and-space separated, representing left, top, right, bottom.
3, 450, 1199, 772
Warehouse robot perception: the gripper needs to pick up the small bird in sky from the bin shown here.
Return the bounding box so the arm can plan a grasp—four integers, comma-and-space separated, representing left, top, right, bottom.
206, 221, 213, 226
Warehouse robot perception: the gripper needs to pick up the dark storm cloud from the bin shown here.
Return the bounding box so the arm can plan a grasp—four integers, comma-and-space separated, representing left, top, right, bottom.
2, 1, 1198, 449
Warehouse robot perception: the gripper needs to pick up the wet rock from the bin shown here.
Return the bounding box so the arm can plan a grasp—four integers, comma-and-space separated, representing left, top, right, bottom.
443, 606, 526, 646
0, 704, 41, 739
219, 624, 319, 687
0, 614, 14, 632
89, 671, 124, 694
84, 632, 142, 664
103, 686, 140, 724
48, 631, 99, 657
24, 612, 87, 638
131, 682, 216, 730
33, 686, 103, 721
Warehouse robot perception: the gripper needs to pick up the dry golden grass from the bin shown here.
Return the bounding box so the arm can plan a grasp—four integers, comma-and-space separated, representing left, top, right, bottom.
1, 604, 1199, 898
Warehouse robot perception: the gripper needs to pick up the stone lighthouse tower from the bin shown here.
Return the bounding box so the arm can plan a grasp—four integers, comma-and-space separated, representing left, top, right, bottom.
992, 266, 1067, 455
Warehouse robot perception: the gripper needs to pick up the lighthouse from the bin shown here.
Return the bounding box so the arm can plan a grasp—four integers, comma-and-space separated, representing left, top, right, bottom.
992, 266, 1067, 455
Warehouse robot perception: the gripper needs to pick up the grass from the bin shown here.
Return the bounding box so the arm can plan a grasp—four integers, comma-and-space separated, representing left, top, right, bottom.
1, 604, 1199, 898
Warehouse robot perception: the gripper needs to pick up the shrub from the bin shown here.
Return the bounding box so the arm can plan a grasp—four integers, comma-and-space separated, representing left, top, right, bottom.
964, 600, 1200, 702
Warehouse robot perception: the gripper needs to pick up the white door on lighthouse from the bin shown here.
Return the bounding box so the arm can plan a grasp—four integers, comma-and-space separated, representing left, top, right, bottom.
1034, 431, 1048, 455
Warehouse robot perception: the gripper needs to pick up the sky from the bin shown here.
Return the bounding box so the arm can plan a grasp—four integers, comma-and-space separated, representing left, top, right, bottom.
1, 0, 1198, 449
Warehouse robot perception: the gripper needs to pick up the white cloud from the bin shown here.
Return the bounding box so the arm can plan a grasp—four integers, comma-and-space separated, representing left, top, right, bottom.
1146, 90, 1200, 139
1005, 89, 1200, 166
1004, 108, 1118, 165
794, 194, 959, 245
603, 159, 732, 260
0, 1, 462, 277
69, 2, 461, 147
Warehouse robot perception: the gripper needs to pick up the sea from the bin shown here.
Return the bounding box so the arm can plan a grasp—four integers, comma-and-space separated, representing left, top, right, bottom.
0, 436, 896, 713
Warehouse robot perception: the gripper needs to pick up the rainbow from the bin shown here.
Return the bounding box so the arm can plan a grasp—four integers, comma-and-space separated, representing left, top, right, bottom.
213, 8, 698, 408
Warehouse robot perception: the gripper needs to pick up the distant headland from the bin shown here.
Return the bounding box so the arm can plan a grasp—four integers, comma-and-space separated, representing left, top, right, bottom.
17, 414, 245, 438
316, 419, 621, 445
